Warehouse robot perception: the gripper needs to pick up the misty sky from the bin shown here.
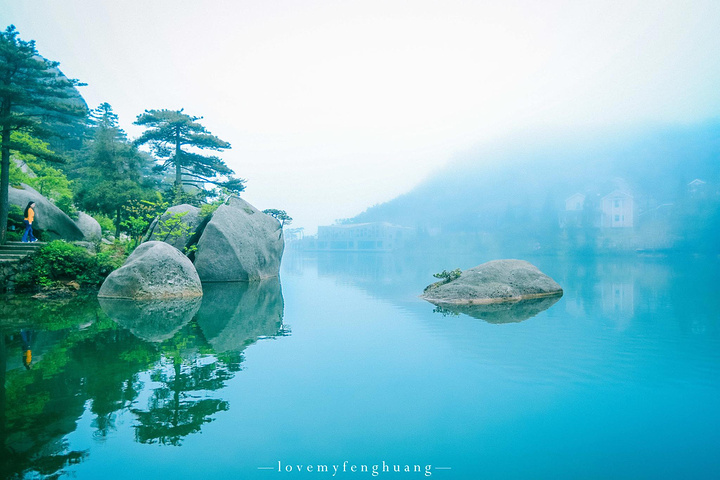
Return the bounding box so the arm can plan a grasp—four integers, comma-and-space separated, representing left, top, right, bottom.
3, 0, 720, 232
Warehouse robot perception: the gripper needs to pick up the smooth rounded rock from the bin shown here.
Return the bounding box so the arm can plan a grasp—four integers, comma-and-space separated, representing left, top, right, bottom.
193, 197, 284, 282
98, 241, 203, 299
422, 259, 563, 304
9, 183, 84, 241
75, 211, 102, 241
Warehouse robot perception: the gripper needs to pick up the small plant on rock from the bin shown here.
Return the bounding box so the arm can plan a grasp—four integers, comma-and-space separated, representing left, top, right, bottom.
424, 268, 463, 293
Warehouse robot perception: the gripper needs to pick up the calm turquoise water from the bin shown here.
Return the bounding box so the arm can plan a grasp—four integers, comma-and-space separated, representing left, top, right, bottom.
2, 252, 719, 479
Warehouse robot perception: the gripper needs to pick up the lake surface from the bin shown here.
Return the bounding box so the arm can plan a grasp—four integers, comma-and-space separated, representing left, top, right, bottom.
2, 251, 719, 479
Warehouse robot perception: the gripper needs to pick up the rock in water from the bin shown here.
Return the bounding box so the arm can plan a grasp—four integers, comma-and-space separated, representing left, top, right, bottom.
75, 211, 102, 241
422, 259, 562, 304
98, 241, 203, 299
9, 183, 84, 241
193, 197, 284, 282
146, 204, 203, 250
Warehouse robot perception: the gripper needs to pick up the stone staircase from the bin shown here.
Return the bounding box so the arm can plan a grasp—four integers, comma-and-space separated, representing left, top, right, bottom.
0, 241, 45, 265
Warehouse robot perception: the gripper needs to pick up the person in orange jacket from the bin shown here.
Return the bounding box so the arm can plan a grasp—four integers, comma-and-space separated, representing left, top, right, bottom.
22, 201, 37, 243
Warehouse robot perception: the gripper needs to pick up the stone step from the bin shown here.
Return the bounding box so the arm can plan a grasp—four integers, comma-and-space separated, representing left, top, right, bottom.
0, 252, 30, 260
0, 242, 43, 265
0, 246, 37, 252
5, 241, 46, 246
0, 251, 34, 257
0, 258, 24, 264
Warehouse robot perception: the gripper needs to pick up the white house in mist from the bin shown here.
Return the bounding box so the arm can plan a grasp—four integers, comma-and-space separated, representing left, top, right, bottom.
601, 190, 634, 228
565, 193, 585, 211
559, 193, 586, 229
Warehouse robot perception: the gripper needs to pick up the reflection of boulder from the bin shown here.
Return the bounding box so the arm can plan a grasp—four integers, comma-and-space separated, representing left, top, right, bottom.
98, 241, 203, 299
98, 296, 202, 342
193, 197, 284, 282
195, 279, 285, 353
9, 184, 84, 240
422, 259, 562, 304
147, 204, 204, 250
433, 294, 562, 324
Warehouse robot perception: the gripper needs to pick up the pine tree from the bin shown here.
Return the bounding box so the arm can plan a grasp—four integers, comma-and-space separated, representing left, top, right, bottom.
75, 103, 157, 236
0, 25, 86, 243
134, 109, 245, 202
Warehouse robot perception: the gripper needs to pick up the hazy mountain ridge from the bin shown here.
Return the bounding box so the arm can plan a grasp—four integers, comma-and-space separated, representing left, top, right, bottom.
351, 121, 720, 232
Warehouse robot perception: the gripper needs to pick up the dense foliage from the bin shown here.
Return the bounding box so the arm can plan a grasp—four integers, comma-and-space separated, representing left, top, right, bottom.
71, 103, 160, 236
15, 240, 126, 288
134, 109, 245, 203
0, 25, 86, 242
263, 208, 293, 227
0, 25, 291, 291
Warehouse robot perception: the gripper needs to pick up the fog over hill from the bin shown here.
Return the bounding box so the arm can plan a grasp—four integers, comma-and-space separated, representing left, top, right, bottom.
347, 121, 720, 253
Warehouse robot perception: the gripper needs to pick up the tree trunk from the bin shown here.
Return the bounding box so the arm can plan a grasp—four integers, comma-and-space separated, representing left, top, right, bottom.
174, 127, 182, 190
115, 207, 121, 238
0, 124, 11, 245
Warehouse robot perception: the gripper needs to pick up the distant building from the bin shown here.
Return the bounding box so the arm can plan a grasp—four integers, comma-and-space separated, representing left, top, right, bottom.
688, 178, 706, 189
316, 222, 414, 251
559, 193, 586, 228
565, 193, 585, 211
688, 178, 708, 198
601, 190, 633, 228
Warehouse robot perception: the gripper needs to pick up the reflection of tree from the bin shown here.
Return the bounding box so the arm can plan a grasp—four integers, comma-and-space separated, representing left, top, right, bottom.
1, 325, 99, 479
130, 323, 239, 446
0, 293, 105, 331
132, 356, 231, 446
2, 286, 290, 476
72, 329, 156, 441
0, 299, 158, 479
2, 338, 90, 480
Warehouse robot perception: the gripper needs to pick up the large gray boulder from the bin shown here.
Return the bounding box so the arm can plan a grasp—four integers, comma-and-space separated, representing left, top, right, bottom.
12, 158, 37, 178
9, 183, 84, 241
146, 204, 203, 250
75, 211, 102, 241
422, 259, 563, 305
98, 241, 203, 299
193, 197, 284, 282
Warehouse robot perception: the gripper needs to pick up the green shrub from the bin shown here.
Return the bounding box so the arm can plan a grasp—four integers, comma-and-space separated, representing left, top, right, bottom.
424, 268, 463, 293
17, 240, 127, 289
199, 201, 223, 219
6, 205, 24, 240
92, 213, 115, 234
154, 211, 190, 243
55, 194, 78, 219
433, 268, 462, 282
31, 241, 90, 286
